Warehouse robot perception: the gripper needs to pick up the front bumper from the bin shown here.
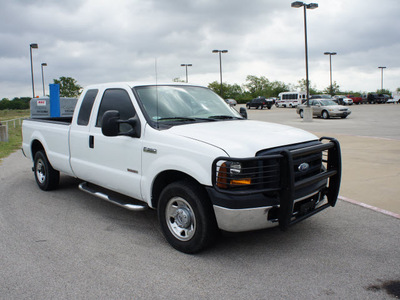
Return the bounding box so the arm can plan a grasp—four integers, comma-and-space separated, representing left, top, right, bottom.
208, 138, 341, 232
212, 191, 326, 232
330, 110, 351, 117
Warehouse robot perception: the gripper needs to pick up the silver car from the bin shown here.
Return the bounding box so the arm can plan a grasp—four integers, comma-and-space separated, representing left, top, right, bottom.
296, 99, 351, 119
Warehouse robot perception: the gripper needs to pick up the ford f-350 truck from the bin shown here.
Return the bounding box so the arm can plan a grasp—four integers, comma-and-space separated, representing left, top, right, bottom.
22, 82, 341, 253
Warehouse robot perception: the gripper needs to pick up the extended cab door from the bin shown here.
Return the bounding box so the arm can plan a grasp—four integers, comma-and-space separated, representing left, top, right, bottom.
70, 87, 143, 200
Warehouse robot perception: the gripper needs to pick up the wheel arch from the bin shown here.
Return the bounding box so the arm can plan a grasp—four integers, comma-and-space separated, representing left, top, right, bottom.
31, 139, 45, 160
322, 110, 330, 118
150, 170, 206, 210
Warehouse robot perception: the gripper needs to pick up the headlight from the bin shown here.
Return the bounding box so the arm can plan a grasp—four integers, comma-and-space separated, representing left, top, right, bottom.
229, 162, 242, 175
216, 161, 252, 189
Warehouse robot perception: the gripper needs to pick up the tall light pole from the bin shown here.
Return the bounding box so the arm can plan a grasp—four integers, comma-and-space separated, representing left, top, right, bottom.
212, 49, 228, 97
30, 43, 39, 98
378, 66, 386, 91
324, 52, 337, 96
291, 1, 318, 122
180, 64, 192, 83
41, 63, 47, 96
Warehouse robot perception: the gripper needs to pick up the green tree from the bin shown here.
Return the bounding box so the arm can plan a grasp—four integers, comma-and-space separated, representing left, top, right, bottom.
243, 75, 289, 98
296, 79, 319, 95
243, 75, 270, 98
270, 80, 290, 97
208, 81, 243, 99
173, 77, 185, 82
376, 89, 391, 94
0, 98, 10, 110
323, 81, 341, 96
53, 76, 82, 97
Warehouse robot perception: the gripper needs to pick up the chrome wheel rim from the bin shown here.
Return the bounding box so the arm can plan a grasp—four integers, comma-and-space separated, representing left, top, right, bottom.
165, 197, 196, 241
36, 159, 46, 184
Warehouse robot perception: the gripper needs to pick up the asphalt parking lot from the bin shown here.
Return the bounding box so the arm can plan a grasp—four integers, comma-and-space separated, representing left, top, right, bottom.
0, 103, 399, 299
245, 103, 400, 216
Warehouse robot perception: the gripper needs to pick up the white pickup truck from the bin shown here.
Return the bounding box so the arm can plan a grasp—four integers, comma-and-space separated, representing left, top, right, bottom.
22, 82, 341, 253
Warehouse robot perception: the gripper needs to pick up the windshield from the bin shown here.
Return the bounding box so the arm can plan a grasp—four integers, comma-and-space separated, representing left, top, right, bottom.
320, 100, 338, 106
134, 85, 242, 124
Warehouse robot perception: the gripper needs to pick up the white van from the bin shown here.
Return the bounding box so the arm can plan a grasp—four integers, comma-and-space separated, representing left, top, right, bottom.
277, 91, 307, 108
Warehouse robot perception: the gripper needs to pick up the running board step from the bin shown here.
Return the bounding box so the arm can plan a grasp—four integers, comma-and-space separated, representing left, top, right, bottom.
79, 182, 148, 211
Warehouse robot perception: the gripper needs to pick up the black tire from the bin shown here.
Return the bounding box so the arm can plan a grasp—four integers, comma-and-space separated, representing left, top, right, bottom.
267, 106, 271, 110
322, 110, 330, 119
157, 180, 218, 254
299, 110, 304, 118
33, 150, 60, 191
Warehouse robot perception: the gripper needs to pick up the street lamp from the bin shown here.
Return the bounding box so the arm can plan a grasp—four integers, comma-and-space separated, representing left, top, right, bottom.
212, 49, 228, 97
30, 43, 39, 98
324, 52, 337, 96
291, 1, 318, 122
41, 63, 47, 96
180, 64, 192, 83
378, 66, 386, 91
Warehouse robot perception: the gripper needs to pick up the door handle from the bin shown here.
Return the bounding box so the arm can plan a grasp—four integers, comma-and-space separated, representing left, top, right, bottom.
89, 135, 94, 148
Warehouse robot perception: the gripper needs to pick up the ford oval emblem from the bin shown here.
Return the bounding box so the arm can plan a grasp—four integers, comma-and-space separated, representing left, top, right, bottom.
298, 162, 310, 172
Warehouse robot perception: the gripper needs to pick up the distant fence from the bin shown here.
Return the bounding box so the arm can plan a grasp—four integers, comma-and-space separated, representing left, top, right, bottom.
0, 117, 26, 142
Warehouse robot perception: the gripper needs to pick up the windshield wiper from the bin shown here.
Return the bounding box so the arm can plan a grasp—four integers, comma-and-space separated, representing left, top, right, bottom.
208, 115, 241, 120
157, 117, 216, 122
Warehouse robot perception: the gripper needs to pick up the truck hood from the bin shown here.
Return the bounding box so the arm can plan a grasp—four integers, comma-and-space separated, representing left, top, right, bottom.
166, 120, 318, 157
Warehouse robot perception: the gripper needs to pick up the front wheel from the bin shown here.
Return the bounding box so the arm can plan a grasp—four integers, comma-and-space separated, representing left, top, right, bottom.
34, 150, 60, 191
158, 180, 218, 254
299, 110, 304, 118
322, 110, 330, 119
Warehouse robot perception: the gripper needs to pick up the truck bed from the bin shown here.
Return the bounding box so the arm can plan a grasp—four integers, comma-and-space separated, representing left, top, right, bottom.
22, 118, 74, 177
28, 117, 73, 124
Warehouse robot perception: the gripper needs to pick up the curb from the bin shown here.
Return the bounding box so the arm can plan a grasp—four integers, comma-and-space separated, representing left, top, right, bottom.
339, 196, 400, 220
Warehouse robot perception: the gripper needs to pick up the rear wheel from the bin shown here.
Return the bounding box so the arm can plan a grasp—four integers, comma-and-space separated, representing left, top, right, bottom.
34, 150, 60, 191
158, 180, 218, 254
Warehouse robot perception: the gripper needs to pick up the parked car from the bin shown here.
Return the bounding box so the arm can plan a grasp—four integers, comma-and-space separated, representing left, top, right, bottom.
246, 97, 272, 109
391, 92, 400, 104
22, 82, 342, 253
346, 95, 362, 105
296, 99, 351, 119
367, 93, 386, 104
225, 99, 237, 106
386, 98, 398, 104
333, 95, 353, 105
310, 94, 332, 100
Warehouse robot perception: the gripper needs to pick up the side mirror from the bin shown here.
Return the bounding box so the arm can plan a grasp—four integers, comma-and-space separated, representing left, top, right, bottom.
101, 110, 141, 138
102, 110, 120, 136
239, 107, 248, 119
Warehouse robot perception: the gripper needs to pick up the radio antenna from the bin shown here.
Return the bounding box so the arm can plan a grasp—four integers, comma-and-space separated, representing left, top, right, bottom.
155, 57, 159, 129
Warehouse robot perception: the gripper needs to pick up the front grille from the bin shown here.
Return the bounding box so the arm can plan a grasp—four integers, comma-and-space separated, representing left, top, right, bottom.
212, 138, 341, 229
258, 140, 323, 185
213, 141, 326, 195
293, 151, 322, 182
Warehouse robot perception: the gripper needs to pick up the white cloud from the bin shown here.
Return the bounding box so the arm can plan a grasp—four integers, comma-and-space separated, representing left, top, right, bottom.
0, 0, 399, 99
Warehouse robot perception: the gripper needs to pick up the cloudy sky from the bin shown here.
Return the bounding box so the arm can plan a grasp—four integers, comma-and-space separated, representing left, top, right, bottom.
1, 0, 399, 99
